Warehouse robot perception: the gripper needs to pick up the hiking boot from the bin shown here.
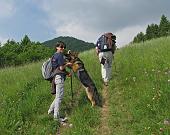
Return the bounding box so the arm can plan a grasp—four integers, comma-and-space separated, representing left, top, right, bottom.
59, 117, 68, 122
59, 117, 68, 126
104, 82, 108, 86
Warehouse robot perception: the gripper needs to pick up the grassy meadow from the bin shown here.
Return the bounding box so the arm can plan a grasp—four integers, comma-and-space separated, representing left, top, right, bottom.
0, 36, 170, 135
109, 37, 170, 135
0, 50, 102, 135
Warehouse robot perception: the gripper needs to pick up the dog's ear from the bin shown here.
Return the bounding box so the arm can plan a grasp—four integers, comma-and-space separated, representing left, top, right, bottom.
67, 50, 71, 54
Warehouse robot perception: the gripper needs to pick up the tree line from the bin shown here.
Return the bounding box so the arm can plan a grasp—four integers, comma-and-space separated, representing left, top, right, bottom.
133, 15, 170, 43
0, 35, 95, 68
0, 35, 53, 68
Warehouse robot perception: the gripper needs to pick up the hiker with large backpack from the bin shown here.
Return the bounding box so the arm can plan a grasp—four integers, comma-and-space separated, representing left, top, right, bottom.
47, 41, 72, 123
96, 32, 116, 86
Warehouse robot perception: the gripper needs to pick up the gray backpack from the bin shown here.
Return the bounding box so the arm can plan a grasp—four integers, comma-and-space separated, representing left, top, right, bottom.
42, 58, 53, 81
42, 57, 67, 81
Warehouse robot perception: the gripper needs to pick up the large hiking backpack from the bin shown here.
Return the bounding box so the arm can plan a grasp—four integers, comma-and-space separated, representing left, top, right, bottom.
97, 32, 116, 53
42, 58, 53, 81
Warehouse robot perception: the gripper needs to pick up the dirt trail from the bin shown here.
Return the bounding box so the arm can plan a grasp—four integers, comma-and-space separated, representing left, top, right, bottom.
56, 84, 112, 135
96, 85, 111, 135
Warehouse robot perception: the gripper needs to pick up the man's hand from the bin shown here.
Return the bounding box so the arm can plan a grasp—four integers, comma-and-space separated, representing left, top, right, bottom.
59, 62, 73, 71
96, 47, 100, 55
66, 62, 73, 67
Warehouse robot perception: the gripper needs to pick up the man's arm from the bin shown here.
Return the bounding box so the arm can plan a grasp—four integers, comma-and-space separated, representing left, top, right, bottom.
59, 62, 72, 71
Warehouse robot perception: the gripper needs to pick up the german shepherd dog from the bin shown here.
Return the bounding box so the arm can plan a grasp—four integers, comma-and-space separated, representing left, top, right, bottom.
64, 51, 100, 107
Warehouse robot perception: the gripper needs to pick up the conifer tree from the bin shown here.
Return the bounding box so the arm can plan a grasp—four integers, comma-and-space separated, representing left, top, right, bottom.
21, 35, 31, 46
133, 32, 145, 43
159, 15, 170, 37
146, 24, 159, 39
133, 14, 170, 43
146, 25, 152, 40
152, 24, 159, 38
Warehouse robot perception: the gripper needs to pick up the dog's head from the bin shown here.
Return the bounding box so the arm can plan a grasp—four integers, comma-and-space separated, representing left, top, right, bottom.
64, 50, 84, 72
64, 50, 79, 62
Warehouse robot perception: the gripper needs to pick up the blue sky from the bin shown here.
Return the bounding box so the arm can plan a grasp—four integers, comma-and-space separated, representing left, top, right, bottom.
0, 0, 54, 43
0, 0, 170, 47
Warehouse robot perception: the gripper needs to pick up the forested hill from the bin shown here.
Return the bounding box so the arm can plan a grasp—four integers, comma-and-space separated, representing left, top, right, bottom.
42, 36, 95, 52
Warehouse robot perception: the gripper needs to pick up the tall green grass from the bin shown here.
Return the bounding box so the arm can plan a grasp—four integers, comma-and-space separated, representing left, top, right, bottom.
61, 50, 102, 135
109, 37, 170, 135
0, 50, 102, 135
0, 62, 56, 134
1, 37, 169, 135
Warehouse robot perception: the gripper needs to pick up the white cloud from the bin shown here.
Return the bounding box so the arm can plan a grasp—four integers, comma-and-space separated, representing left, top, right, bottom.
0, 0, 16, 18
56, 21, 147, 48
0, 36, 8, 45
37, 0, 170, 47
115, 24, 147, 47
56, 22, 97, 42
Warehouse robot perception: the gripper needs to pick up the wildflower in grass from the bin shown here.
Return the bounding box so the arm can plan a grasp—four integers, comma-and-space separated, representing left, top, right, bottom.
147, 104, 151, 107
152, 96, 156, 100
164, 72, 168, 75
18, 127, 21, 131
153, 88, 155, 90
133, 77, 136, 82
125, 77, 128, 81
168, 79, 170, 83
152, 69, 155, 72
160, 128, 163, 132
144, 71, 149, 76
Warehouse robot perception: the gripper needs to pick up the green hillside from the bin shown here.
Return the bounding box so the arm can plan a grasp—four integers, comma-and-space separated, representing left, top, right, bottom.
42, 36, 95, 52
0, 37, 170, 135
109, 36, 170, 134
0, 50, 102, 135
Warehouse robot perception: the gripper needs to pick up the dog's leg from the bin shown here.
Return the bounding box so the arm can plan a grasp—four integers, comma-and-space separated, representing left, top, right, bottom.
94, 87, 100, 106
85, 87, 96, 107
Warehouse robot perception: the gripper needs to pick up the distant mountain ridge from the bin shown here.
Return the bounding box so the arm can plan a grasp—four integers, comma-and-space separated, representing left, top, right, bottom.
42, 36, 95, 52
